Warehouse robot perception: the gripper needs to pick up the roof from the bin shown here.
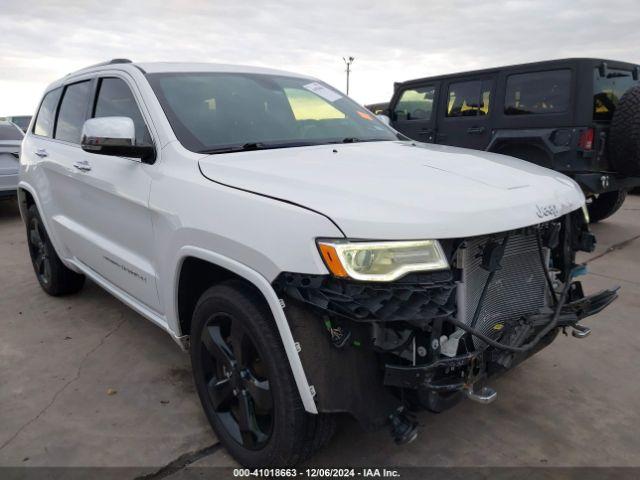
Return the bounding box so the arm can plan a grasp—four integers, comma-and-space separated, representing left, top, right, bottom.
136, 62, 312, 79
396, 57, 640, 87
63, 59, 312, 81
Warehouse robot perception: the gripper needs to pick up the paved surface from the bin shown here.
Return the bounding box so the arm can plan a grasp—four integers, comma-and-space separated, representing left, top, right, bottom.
0, 196, 639, 475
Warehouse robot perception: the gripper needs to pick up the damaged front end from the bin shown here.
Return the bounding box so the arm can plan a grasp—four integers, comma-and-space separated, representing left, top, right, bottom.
273, 208, 618, 443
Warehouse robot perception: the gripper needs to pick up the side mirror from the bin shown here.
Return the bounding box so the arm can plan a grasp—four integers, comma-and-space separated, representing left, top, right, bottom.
376, 114, 391, 126
81, 117, 155, 164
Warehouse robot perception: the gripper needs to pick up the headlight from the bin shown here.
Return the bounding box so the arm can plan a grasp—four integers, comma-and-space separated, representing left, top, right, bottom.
317, 239, 449, 282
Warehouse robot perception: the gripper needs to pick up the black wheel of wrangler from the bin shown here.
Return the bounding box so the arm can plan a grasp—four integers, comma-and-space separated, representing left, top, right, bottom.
190, 280, 335, 467
587, 190, 627, 223
26, 204, 85, 296
609, 84, 640, 176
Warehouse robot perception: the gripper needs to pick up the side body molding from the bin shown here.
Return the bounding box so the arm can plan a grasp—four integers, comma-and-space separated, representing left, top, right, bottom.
173, 246, 318, 414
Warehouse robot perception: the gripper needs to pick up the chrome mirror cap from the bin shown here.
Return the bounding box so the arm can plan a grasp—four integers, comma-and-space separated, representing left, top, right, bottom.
81, 116, 136, 150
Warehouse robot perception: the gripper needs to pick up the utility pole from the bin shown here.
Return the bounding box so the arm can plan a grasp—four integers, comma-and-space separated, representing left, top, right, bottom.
343, 56, 355, 95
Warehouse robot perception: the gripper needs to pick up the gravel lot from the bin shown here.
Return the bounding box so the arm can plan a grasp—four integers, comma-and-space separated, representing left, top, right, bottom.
1, 195, 639, 476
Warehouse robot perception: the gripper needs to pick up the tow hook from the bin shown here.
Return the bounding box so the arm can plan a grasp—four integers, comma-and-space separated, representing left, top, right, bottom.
571, 324, 592, 338
464, 384, 498, 404
388, 407, 418, 445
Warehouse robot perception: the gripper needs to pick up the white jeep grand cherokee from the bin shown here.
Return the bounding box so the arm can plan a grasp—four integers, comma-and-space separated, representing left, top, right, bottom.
19, 59, 618, 467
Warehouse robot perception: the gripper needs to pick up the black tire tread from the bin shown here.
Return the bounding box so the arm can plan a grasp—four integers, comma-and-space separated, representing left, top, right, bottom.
609, 85, 640, 176
588, 190, 627, 223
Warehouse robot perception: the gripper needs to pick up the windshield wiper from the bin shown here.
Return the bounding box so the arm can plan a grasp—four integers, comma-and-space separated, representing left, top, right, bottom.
198, 141, 322, 155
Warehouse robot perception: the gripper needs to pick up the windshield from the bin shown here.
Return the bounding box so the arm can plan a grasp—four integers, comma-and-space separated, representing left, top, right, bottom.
147, 72, 399, 153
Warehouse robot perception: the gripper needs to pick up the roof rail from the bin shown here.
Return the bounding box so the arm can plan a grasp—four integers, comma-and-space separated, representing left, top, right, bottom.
67, 59, 133, 76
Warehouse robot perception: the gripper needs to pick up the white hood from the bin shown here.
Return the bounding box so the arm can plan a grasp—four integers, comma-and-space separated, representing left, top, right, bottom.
198, 141, 585, 239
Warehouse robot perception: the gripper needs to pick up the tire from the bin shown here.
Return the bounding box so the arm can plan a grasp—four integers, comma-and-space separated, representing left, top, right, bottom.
587, 190, 627, 223
25, 204, 85, 296
190, 280, 335, 467
609, 85, 640, 176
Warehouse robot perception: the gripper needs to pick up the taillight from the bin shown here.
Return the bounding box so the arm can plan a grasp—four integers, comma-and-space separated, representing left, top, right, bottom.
578, 128, 594, 150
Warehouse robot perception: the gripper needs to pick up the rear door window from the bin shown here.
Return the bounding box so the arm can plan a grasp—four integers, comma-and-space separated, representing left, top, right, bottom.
93, 77, 151, 145
394, 86, 436, 121
446, 80, 492, 117
55, 81, 92, 144
33, 88, 62, 137
0, 123, 24, 141
594, 67, 639, 121
504, 70, 571, 115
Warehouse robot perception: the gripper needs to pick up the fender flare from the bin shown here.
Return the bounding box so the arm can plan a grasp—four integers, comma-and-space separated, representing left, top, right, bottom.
172, 245, 318, 414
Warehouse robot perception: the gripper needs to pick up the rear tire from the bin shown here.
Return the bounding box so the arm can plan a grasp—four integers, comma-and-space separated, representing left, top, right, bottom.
190, 280, 335, 467
587, 190, 627, 223
26, 204, 85, 296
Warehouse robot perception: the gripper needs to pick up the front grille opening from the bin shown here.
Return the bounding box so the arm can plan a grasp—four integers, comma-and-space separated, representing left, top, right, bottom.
456, 230, 550, 349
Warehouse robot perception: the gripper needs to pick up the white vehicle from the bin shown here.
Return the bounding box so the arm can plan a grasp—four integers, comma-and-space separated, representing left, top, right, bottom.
0, 120, 23, 197
19, 59, 618, 467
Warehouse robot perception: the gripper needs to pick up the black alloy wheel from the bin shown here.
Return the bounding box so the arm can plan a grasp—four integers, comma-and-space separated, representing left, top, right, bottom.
28, 215, 52, 287
190, 282, 336, 467
25, 203, 85, 296
199, 312, 273, 449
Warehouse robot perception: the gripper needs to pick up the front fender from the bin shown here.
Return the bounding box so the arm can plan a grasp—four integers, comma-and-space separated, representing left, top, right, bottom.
171, 245, 318, 414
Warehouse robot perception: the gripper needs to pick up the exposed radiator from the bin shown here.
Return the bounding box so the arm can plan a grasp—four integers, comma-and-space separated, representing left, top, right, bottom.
457, 231, 549, 348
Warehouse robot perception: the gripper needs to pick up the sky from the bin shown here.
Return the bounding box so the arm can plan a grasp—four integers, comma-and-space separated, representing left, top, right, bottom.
1, 0, 639, 117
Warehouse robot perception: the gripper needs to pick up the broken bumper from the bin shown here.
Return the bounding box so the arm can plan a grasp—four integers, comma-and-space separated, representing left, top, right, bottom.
383, 286, 619, 392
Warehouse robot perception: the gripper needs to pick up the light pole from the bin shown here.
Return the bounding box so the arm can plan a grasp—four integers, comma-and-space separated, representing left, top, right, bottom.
343, 56, 355, 95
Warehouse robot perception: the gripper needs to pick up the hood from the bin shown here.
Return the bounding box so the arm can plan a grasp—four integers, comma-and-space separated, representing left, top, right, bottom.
198, 141, 585, 239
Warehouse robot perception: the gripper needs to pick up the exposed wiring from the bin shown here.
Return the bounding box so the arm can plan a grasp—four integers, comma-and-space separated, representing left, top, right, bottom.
448, 278, 572, 353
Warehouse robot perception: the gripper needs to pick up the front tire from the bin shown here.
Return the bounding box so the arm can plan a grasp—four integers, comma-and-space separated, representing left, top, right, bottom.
26, 204, 85, 296
190, 281, 335, 467
587, 190, 627, 223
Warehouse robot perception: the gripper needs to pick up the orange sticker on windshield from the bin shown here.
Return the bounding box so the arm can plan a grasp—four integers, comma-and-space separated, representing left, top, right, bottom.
357, 111, 373, 120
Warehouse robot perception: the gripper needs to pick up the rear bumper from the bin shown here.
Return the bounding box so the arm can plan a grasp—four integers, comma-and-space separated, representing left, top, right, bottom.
573, 172, 640, 194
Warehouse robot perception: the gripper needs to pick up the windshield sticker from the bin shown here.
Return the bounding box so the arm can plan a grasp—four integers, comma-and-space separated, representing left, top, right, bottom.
303, 82, 342, 102
357, 110, 373, 120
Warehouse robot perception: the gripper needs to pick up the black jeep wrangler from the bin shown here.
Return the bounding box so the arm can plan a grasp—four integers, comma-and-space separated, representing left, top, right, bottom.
386, 58, 640, 222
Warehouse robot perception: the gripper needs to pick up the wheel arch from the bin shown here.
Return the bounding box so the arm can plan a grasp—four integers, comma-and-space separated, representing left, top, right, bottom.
17, 184, 37, 222
172, 246, 318, 414
17, 182, 82, 273
488, 138, 554, 169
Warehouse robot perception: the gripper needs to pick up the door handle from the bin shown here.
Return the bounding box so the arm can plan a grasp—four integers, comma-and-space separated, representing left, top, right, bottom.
34, 149, 48, 158
73, 160, 92, 172
467, 126, 486, 134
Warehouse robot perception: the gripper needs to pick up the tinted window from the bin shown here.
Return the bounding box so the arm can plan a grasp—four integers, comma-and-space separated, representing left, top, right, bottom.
147, 73, 398, 153
55, 81, 92, 143
504, 70, 571, 115
594, 67, 639, 121
446, 80, 492, 117
395, 86, 435, 121
33, 88, 62, 137
94, 78, 151, 145
0, 123, 24, 140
